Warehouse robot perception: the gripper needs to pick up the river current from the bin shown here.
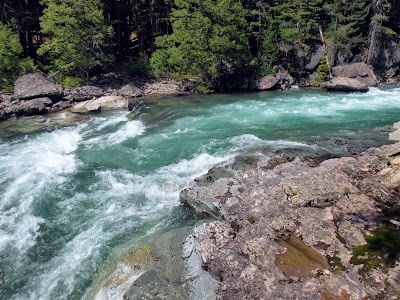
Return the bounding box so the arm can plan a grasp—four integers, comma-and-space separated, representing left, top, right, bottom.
0, 87, 400, 299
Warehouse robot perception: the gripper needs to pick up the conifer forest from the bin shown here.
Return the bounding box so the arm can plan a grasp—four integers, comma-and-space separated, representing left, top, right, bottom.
1, 0, 400, 91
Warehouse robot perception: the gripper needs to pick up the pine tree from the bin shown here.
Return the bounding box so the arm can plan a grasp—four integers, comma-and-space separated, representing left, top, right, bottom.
0, 22, 34, 91
324, 0, 369, 63
37, 0, 114, 86
150, 0, 250, 91
270, 0, 322, 53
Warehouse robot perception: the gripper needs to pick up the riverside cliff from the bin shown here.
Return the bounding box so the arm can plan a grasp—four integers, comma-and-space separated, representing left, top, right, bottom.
124, 141, 400, 299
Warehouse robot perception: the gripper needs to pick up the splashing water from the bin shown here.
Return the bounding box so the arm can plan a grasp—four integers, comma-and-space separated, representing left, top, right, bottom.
0, 87, 400, 300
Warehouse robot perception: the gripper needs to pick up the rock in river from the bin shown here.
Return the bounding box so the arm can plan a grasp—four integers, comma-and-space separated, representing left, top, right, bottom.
326, 77, 369, 92
69, 96, 126, 113
331, 62, 379, 86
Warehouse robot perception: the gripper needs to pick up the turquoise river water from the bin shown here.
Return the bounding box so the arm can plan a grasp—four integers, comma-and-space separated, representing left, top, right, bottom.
0, 87, 400, 299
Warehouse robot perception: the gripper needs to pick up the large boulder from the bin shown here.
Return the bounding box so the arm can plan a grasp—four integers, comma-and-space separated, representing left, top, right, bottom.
64, 85, 104, 101
326, 77, 369, 92
372, 41, 400, 77
257, 75, 280, 90
257, 69, 294, 91
14, 73, 62, 100
16, 97, 53, 116
118, 83, 144, 97
331, 62, 379, 86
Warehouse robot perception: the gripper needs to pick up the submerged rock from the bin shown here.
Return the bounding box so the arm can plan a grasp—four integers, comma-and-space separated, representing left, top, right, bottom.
123, 227, 217, 300
0, 111, 89, 138
127, 98, 144, 112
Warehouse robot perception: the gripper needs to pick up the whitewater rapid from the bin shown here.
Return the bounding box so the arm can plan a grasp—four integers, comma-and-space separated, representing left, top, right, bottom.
0, 87, 399, 300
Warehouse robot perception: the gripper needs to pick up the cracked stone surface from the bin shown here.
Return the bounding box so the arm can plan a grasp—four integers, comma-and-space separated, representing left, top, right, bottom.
180, 143, 400, 299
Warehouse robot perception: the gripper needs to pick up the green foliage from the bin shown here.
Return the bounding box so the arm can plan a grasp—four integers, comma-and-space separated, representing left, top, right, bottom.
311, 56, 330, 86
38, 0, 114, 82
270, 0, 323, 53
128, 53, 153, 77
62, 76, 84, 88
324, 0, 369, 60
3, 0, 400, 90
196, 85, 213, 94
150, 0, 251, 91
259, 25, 279, 76
351, 225, 400, 270
247, 216, 256, 224
0, 22, 35, 92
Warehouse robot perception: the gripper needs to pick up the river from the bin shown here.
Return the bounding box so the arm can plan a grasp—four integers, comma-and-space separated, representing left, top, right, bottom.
0, 87, 400, 299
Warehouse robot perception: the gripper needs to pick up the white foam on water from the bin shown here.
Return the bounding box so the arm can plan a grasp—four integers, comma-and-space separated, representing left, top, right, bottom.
324, 87, 400, 112
228, 134, 316, 153
93, 113, 129, 131
83, 119, 146, 148
93, 151, 235, 216
110, 120, 146, 144
3, 86, 400, 300
14, 150, 234, 300
234, 87, 400, 121
21, 224, 104, 300
0, 127, 82, 257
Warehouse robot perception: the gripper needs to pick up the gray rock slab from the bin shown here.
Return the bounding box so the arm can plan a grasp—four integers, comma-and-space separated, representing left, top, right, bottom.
69, 96, 126, 113
326, 77, 369, 92
331, 62, 379, 86
14, 73, 62, 100
64, 85, 104, 101
180, 143, 400, 299
389, 128, 400, 141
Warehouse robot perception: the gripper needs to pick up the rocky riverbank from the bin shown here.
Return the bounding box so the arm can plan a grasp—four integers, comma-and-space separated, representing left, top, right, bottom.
0, 73, 193, 121
0, 61, 392, 122
123, 139, 400, 300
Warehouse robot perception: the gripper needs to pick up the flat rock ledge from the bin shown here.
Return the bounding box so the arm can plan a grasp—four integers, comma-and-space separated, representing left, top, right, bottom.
326, 77, 369, 92
176, 143, 400, 299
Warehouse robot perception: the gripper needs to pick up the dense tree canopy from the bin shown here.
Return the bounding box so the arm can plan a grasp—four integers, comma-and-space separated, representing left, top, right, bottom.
150, 0, 250, 91
0, 0, 400, 90
37, 0, 113, 85
0, 21, 34, 91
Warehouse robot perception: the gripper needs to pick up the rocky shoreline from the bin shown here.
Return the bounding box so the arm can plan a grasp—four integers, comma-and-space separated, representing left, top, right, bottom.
0, 61, 389, 123
0, 73, 194, 121
122, 138, 400, 300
